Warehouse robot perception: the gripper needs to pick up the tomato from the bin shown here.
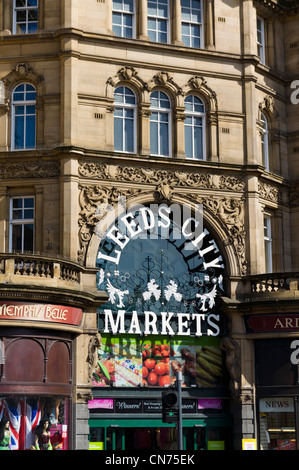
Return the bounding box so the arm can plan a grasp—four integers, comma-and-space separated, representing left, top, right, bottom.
159, 375, 170, 387
161, 349, 170, 357
147, 371, 158, 386
160, 345, 169, 351
144, 358, 156, 370
142, 366, 148, 379
154, 362, 166, 375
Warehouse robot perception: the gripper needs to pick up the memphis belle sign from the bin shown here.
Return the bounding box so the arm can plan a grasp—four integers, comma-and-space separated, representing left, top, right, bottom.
96, 204, 225, 337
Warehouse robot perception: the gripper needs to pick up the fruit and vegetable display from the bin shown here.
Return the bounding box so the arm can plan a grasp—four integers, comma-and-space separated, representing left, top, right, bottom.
92, 335, 223, 388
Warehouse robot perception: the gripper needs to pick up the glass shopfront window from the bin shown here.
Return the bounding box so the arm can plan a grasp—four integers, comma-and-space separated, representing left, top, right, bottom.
259, 398, 296, 450
0, 395, 69, 450
256, 339, 299, 450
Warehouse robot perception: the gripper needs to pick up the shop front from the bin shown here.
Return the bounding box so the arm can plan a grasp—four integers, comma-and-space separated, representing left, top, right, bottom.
89, 202, 233, 450
0, 301, 83, 450
245, 313, 299, 450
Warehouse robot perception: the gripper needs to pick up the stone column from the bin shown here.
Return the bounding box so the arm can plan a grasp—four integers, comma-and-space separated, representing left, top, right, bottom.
174, 108, 186, 158
60, 157, 79, 262
206, 0, 215, 49
138, 0, 149, 40
139, 102, 151, 156
246, 175, 265, 274
172, 0, 184, 45
267, 19, 276, 69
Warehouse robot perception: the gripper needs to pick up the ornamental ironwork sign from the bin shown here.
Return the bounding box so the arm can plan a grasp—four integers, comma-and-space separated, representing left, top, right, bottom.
96, 203, 225, 337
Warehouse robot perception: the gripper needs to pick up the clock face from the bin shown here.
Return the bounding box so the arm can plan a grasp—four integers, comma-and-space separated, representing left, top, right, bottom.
96, 204, 224, 317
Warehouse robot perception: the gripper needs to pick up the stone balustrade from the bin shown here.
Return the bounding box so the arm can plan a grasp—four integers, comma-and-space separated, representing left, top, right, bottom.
0, 253, 81, 285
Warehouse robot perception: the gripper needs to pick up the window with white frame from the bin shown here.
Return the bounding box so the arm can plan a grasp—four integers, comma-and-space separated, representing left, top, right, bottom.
112, 0, 135, 38
13, 0, 38, 34
150, 90, 171, 156
181, 0, 202, 48
148, 0, 169, 43
257, 16, 265, 64
184, 95, 206, 160
114, 86, 136, 153
264, 215, 272, 273
9, 197, 35, 253
12, 83, 36, 150
260, 112, 269, 171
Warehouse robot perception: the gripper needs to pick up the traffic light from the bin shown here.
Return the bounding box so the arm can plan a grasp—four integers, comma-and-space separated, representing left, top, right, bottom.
162, 390, 179, 423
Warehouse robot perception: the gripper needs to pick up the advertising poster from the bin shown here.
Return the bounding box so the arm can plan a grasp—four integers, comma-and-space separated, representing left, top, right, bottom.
92, 334, 223, 388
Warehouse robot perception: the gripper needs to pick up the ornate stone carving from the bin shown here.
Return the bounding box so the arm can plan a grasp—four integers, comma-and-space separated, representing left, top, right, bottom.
258, 181, 280, 203
1, 63, 44, 91
78, 184, 141, 264
86, 333, 102, 381
191, 195, 247, 275
221, 336, 241, 401
0, 160, 60, 179
79, 161, 245, 192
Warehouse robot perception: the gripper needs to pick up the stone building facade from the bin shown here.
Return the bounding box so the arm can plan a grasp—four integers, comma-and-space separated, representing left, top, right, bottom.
0, 0, 298, 451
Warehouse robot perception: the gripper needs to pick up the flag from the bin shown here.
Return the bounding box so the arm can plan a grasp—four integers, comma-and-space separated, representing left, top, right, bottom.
5, 401, 21, 450
24, 399, 41, 449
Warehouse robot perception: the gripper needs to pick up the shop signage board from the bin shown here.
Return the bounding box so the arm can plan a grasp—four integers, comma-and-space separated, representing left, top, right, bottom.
242, 439, 257, 450
0, 301, 82, 325
245, 314, 299, 333
96, 203, 225, 338
259, 398, 294, 412
88, 397, 220, 413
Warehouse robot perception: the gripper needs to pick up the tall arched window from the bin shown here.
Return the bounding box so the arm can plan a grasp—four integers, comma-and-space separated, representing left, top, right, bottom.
12, 83, 36, 150
150, 90, 171, 157
260, 112, 269, 171
114, 86, 136, 153
184, 95, 205, 160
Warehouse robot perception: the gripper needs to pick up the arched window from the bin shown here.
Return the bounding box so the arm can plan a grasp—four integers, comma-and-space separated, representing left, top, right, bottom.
260, 112, 269, 171
184, 95, 205, 160
114, 86, 136, 153
150, 90, 171, 157
12, 83, 36, 150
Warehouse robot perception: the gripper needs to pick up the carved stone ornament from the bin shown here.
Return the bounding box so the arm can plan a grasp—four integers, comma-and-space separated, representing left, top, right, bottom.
86, 333, 102, 381
0, 160, 60, 179
191, 195, 247, 275
258, 181, 280, 203
78, 162, 247, 271
78, 184, 141, 264
1, 63, 44, 91
79, 161, 245, 192
221, 336, 241, 402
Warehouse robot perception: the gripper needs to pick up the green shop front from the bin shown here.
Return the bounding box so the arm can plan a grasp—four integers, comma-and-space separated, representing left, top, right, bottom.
88, 204, 233, 450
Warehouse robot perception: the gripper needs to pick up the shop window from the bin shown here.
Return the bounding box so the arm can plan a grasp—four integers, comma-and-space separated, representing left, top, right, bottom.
148, 0, 169, 43
0, 396, 68, 450
9, 196, 35, 253
257, 16, 265, 64
11, 83, 36, 150
181, 0, 202, 48
112, 0, 135, 38
184, 94, 206, 160
255, 339, 298, 386
259, 398, 296, 450
114, 86, 136, 153
13, 0, 39, 34
263, 214, 272, 273
150, 90, 171, 156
